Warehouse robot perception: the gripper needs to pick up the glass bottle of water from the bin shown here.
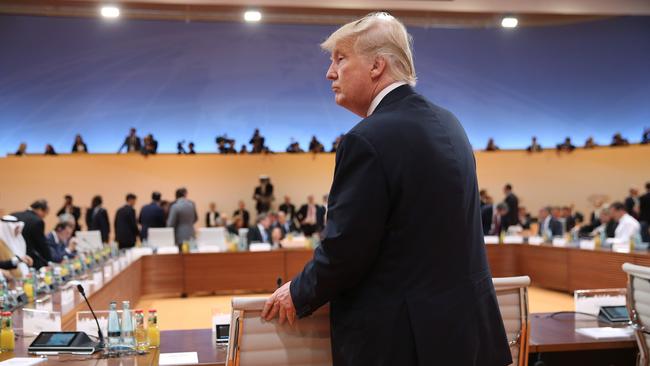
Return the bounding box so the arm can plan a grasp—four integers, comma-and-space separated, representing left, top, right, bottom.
107, 301, 121, 354
121, 301, 135, 351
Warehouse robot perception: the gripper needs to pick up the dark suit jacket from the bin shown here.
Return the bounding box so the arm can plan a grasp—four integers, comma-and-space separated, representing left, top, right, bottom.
120, 136, 141, 153
11, 210, 52, 268
274, 221, 297, 237
481, 205, 494, 234
504, 193, 519, 228
640, 193, 650, 224
205, 211, 221, 227
296, 204, 325, 230
139, 202, 165, 240
232, 209, 250, 228
279, 203, 296, 218
115, 205, 138, 248
290, 86, 511, 366
57, 205, 81, 231
247, 225, 270, 244
87, 207, 110, 243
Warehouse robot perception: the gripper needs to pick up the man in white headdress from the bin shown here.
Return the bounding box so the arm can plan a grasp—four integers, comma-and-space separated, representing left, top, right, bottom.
0, 215, 34, 276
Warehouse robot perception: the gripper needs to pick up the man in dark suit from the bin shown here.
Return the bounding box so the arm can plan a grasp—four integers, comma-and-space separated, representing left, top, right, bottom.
262, 13, 510, 366
503, 184, 519, 230
538, 207, 563, 238
139, 191, 165, 241
253, 176, 274, 214
232, 200, 250, 228
56, 194, 81, 232
205, 202, 221, 227
118, 127, 141, 153
296, 195, 321, 236
279, 196, 296, 221
114, 193, 139, 249
625, 188, 641, 220
12, 200, 52, 268
247, 213, 272, 244
640, 182, 650, 225
274, 211, 296, 237
482, 202, 508, 235
87, 195, 110, 243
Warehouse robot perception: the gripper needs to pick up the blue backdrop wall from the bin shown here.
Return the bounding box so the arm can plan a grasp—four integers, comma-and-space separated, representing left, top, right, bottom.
1, 15, 649, 153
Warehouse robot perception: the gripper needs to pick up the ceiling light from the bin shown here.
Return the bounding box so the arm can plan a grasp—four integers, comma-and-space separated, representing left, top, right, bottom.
100, 6, 120, 18
501, 17, 518, 28
244, 10, 262, 22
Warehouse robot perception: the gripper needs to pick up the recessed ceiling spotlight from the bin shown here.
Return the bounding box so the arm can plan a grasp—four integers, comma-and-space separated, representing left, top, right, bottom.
501, 16, 518, 28
100, 6, 120, 18
244, 10, 262, 22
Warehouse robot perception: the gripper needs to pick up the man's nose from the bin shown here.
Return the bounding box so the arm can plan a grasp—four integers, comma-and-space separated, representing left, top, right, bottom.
326, 64, 336, 80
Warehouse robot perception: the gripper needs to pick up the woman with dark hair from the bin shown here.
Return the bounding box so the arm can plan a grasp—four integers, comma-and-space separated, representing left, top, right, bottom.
86, 195, 110, 243
72, 134, 88, 153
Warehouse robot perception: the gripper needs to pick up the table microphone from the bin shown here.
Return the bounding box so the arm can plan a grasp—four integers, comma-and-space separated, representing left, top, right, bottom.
76, 284, 105, 348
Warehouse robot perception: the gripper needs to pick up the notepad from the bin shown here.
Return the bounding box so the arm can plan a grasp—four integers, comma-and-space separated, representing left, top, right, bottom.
159, 352, 199, 366
0, 358, 47, 366
575, 327, 633, 339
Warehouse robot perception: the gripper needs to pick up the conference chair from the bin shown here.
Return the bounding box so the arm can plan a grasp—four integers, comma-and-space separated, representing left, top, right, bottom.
147, 228, 175, 248
226, 297, 331, 366
197, 227, 227, 252
493, 276, 531, 366
74, 230, 103, 252
622, 262, 650, 366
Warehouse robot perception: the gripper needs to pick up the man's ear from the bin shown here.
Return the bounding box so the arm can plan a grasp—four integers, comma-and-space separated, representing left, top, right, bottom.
370, 56, 387, 80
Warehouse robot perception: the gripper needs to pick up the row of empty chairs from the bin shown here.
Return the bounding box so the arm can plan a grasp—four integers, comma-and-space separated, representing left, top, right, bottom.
74, 227, 228, 252
226, 276, 531, 366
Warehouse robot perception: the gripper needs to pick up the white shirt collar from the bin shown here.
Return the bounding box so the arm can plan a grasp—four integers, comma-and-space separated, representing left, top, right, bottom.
367, 81, 408, 117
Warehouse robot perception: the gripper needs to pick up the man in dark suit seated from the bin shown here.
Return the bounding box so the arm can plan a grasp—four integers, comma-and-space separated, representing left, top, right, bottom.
538, 206, 563, 238
205, 202, 221, 227
57, 194, 82, 232
139, 191, 165, 241
296, 195, 321, 236
12, 200, 53, 269
274, 211, 296, 238
247, 213, 272, 244
115, 193, 139, 249
262, 13, 510, 366
46, 222, 77, 263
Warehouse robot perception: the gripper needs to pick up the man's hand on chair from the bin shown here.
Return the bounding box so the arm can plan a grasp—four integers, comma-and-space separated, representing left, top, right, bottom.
262, 281, 296, 325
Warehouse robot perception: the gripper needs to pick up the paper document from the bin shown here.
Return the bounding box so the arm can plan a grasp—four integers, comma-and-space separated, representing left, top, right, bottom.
0, 358, 47, 366
576, 327, 633, 339
159, 352, 199, 366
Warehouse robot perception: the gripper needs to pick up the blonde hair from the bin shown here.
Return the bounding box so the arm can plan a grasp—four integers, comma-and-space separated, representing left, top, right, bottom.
321, 12, 417, 86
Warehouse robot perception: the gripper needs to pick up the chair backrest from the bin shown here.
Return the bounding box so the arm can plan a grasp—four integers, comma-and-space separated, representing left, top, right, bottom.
622, 262, 650, 365
197, 227, 226, 250
227, 297, 332, 366
493, 276, 531, 366
147, 228, 175, 247
75, 230, 103, 252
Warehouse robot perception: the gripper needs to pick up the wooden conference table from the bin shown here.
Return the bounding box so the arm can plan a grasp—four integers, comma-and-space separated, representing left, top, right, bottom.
1, 243, 645, 365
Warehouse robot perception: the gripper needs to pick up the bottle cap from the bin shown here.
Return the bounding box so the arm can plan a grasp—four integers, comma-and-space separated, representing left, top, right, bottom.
135, 309, 143, 314
148, 309, 157, 313
2, 312, 11, 316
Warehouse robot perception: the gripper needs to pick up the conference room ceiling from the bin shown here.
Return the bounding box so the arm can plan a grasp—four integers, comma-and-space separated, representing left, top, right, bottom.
1, 0, 649, 26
